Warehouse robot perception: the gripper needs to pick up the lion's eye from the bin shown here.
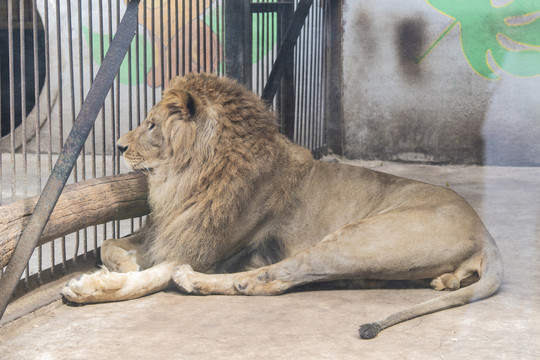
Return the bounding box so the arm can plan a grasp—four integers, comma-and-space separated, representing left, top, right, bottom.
148, 123, 155, 131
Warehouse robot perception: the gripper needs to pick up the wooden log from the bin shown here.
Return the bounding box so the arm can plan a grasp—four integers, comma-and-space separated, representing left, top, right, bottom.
0, 172, 149, 269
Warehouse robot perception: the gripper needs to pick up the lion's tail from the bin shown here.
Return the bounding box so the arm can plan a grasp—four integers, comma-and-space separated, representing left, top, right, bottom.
358, 241, 504, 339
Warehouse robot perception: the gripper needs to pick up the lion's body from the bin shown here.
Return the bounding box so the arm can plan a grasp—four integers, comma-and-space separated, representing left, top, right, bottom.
62, 73, 503, 339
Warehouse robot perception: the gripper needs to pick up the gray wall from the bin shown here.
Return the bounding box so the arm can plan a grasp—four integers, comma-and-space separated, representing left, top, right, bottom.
340, 0, 540, 165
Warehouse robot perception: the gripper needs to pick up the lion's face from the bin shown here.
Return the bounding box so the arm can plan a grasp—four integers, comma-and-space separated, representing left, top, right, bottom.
117, 81, 200, 172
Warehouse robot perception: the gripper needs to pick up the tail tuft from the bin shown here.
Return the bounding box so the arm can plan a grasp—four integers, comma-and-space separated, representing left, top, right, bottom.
359, 322, 382, 339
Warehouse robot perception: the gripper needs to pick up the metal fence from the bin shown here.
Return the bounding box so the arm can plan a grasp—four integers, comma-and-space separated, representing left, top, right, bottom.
0, 0, 330, 296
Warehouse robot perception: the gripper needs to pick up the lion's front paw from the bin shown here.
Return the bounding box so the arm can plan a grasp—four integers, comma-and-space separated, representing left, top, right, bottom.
61, 268, 126, 304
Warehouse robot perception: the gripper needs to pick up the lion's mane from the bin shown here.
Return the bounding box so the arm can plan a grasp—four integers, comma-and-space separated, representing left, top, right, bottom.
131, 73, 312, 271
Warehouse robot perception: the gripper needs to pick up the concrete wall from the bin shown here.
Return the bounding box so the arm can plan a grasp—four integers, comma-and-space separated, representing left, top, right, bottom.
340, 0, 540, 166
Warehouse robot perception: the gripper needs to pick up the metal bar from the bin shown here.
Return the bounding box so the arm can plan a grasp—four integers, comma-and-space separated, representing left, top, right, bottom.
32, 0, 42, 283
151, 0, 156, 104
217, 0, 222, 75
188, 0, 192, 72
144, 0, 148, 113
67, 1, 80, 263
203, 0, 207, 72
175, 0, 179, 76
114, 0, 122, 240
196, 0, 200, 73
324, 0, 343, 156
209, 0, 213, 73
8, 0, 16, 205
44, 0, 55, 274
224, 0, 249, 84
160, 0, 165, 86
20, 0, 28, 201
77, 0, 88, 259
20, 0, 30, 288
182, 0, 186, 75
261, 0, 313, 103
0, 0, 141, 321
77, 1, 86, 182
167, 0, 172, 80
256, 10, 260, 92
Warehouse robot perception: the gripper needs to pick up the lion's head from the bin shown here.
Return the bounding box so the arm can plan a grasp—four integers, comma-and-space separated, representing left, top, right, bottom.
117, 73, 279, 175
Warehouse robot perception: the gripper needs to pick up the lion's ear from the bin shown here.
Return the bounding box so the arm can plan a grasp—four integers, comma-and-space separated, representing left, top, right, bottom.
165, 89, 197, 120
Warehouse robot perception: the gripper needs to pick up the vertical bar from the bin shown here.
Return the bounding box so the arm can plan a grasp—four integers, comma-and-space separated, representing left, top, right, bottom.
280, 2, 295, 141
77, 0, 88, 259
182, 0, 185, 75
55, 0, 68, 272
67, 1, 81, 263
294, 2, 300, 142
203, 0, 207, 72
325, 0, 343, 155
316, 0, 326, 153
88, 0, 96, 181
217, 0, 222, 75
99, 0, 107, 243
8, 0, 16, 205
265, 1, 270, 93
108, 0, 118, 174
307, 5, 315, 150
128, 0, 135, 233
114, 0, 121, 239
44, 0, 55, 274
151, 0, 156, 104
144, 0, 148, 115
313, 0, 321, 151
224, 0, 251, 86
32, 0, 43, 281
20, 0, 30, 286
20, 0, 29, 201
175, 0, 179, 76
196, 0, 200, 73
188, 0, 192, 73
209, 0, 213, 73
88, 0, 98, 256
255, 8, 260, 93
136, 3, 141, 127
167, 0, 172, 81
135, 1, 142, 231
77, 1, 86, 183
160, 1, 165, 86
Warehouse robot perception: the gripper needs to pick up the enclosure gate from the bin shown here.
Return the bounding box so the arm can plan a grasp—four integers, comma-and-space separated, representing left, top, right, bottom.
0, 0, 332, 317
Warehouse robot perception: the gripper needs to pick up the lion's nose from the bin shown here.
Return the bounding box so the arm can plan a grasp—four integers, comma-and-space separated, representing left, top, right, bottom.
117, 145, 128, 154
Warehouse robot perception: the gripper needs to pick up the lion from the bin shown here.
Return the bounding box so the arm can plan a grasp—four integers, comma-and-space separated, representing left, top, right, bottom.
62, 73, 503, 339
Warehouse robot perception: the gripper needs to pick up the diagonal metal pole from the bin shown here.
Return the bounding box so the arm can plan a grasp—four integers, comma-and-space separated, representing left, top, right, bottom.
0, 0, 140, 321
261, 0, 313, 103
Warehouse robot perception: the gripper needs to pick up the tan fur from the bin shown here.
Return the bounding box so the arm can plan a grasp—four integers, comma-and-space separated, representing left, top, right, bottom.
62, 73, 503, 339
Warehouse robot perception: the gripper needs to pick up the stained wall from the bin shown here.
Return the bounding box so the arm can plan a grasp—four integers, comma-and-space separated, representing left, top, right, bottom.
340, 0, 540, 165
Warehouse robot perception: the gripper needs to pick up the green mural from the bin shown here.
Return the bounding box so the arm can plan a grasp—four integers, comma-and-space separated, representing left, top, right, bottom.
82, 26, 153, 85
423, 0, 540, 80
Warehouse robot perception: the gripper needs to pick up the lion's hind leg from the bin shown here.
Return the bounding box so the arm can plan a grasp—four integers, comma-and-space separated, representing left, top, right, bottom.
430, 273, 460, 291
430, 257, 483, 291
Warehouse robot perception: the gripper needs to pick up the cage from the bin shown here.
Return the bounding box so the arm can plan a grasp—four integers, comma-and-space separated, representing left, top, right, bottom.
0, 0, 336, 318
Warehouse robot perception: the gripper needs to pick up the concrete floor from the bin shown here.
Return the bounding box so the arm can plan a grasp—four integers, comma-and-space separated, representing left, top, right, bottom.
1, 160, 539, 360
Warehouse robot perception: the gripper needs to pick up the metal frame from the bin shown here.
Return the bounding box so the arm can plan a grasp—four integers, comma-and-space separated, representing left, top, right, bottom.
0, 0, 337, 321
0, 0, 141, 321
